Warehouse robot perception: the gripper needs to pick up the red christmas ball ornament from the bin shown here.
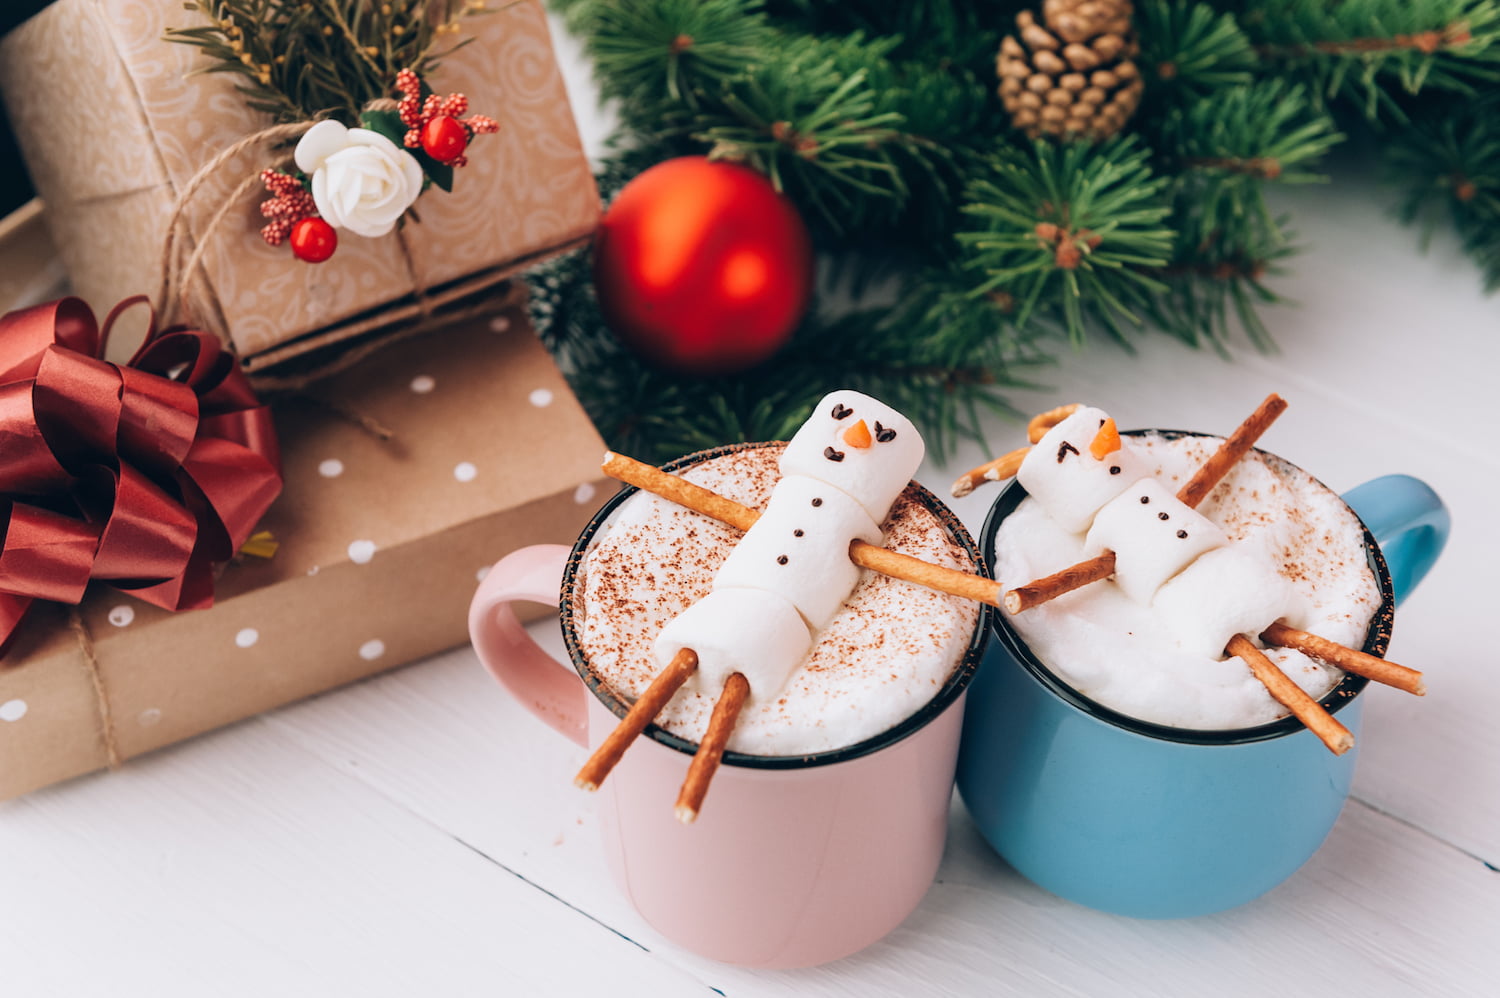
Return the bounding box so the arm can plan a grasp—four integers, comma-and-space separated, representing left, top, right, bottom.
592, 157, 814, 375
421, 115, 470, 164
289, 217, 337, 263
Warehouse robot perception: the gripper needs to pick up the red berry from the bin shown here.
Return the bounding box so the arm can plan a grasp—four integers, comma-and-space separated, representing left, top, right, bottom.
290, 217, 337, 263
421, 115, 469, 164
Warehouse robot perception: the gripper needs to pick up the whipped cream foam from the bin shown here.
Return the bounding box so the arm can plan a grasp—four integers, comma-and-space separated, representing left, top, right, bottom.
574, 445, 980, 756
994, 433, 1381, 730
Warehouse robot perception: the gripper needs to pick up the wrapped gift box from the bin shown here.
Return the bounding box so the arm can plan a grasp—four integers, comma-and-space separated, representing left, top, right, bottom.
0, 290, 613, 800
0, 0, 599, 374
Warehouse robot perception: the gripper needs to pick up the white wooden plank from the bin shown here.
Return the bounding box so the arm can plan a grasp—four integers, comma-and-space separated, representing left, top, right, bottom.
0, 722, 716, 998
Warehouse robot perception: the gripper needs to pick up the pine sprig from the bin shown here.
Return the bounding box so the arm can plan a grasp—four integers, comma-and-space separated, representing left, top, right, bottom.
1223, 0, 1500, 120
1385, 91, 1500, 290
960, 138, 1174, 345
166, 0, 489, 123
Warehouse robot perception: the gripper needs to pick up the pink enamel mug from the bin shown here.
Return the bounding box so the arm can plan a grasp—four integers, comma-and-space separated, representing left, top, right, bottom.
468, 443, 991, 968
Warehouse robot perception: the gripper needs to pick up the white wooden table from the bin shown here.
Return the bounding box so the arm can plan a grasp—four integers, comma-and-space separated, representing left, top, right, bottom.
3, 19, 1497, 997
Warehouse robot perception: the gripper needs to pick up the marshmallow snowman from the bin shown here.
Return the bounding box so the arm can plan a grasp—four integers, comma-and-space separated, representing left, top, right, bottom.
1017, 406, 1148, 533
655, 390, 926, 705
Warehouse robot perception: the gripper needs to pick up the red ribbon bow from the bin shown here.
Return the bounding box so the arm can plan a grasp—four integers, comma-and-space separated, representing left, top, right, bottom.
0, 297, 282, 657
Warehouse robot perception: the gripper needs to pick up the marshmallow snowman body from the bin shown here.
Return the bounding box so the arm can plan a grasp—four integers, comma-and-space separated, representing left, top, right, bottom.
1153, 546, 1294, 659
656, 589, 813, 707
1084, 477, 1228, 604
713, 475, 883, 629
654, 389, 927, 703
1017, 406, 1148, 533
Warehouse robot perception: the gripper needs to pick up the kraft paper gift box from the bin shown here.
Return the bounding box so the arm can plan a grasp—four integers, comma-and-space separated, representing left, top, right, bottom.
0, 0, 599, 375
0, 293, 614, 800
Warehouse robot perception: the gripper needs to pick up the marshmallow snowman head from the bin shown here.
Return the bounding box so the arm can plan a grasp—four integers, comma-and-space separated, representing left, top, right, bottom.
1016, 406, 1147, 534
780, 390, 925, 524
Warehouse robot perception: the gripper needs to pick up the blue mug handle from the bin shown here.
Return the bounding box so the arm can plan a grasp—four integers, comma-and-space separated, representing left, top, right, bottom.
1341, 475, 1450, 606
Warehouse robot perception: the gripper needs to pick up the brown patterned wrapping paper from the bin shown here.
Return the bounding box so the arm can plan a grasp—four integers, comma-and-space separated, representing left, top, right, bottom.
0, 0, 599, 369
0, 297, 616, 801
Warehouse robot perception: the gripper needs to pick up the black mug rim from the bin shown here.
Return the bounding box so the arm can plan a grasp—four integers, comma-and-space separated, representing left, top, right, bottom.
979, 429, 1389, 747
560, 441, 994, 769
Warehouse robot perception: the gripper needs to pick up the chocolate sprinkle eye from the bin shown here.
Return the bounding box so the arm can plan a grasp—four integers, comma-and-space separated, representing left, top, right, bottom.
824, 446, 846, 462
1139, 495, 1150, 504
1176, 530, 1188, 539
1158, 512, 1169, 521
1056, 441, 1080, 463
794, 529, 804, 537
811, 498, 823, 507
831, 403, 853, 420
874, 421, 897, 443
1109, 466, 1121, 475
777, 555, 789, 565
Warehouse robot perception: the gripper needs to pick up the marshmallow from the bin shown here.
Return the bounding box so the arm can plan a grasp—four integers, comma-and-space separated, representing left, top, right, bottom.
1085, 478, 1227, 604
713, 475, 883, 628
655, 588, 812, 704
1153, 546, 1295, 660
780, 389, 924, 524
1017, 406, 1147, 533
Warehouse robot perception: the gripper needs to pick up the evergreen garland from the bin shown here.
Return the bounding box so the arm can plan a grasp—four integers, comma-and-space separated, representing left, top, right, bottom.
536, 0, 1498, 464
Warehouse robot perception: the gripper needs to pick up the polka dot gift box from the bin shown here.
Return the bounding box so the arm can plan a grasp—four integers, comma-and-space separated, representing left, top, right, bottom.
0, 301, 612, 800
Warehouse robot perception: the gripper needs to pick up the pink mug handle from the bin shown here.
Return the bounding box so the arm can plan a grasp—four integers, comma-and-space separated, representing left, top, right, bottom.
468, 544, 588, 748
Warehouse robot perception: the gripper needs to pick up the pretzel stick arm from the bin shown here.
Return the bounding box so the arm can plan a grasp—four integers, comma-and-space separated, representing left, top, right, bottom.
575, 648, 699, 791
1226, 635, 1353, 755
675, 672, 750, 824
1004, 551, 1116, 614
602, 452, 759, 532
1028, 403, 1082, 443
1177, 394, 1289, 509
851, 540, 1002, 607
951, 446, 1030, 498
1261, 621, 1425, 696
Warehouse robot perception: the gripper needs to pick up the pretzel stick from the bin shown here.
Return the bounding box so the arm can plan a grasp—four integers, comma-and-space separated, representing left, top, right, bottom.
1226, 635, 1353, 755
1176, 393, 1288, 509
675, 671, 750, 824
1028, 403, 1081, 443
603, 452, 757, 531
575, 647, 699, 791
1261, 621, 1425, 696
951, 445, 1030, 498
603, 452, 1003, 607
1003, 551, 1115, 614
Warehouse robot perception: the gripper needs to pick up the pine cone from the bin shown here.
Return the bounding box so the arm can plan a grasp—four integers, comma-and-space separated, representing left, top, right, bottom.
997, 0, 1143, 141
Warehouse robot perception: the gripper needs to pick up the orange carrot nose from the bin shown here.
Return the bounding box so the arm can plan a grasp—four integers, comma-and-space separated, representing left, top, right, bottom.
1089, 418, 1121, 459
843, 419, 873, 449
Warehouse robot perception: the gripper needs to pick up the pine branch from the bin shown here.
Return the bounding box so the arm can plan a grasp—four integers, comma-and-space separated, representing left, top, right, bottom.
1218, 0, 1500, 120
959, 137, 1175, 346
1384, 90, 1500, 290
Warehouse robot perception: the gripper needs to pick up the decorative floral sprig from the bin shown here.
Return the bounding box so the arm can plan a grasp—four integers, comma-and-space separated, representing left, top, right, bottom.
395, 67, 499, 168
253, 67, 500, 264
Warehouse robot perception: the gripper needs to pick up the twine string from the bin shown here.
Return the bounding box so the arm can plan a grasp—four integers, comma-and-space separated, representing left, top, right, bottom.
68, 608, 122, 771
155, 120, 316, 333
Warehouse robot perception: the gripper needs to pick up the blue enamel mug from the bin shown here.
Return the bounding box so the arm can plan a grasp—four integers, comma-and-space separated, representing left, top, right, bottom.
956, 435, 1449, 919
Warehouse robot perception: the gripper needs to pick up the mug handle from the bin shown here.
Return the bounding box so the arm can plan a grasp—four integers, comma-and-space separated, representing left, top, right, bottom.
1341, 475, 1450, 607
468, 544, 588, 748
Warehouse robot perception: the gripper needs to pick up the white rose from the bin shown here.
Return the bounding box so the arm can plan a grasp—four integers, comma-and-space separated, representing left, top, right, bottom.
294, 119, 424, 239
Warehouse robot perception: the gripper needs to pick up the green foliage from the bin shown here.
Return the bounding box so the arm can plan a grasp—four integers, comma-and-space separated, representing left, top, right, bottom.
541, 0, 1499, 459
165, 0, 486, 123
960, 138, 1173, 344
1385, 91, 1500, 290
